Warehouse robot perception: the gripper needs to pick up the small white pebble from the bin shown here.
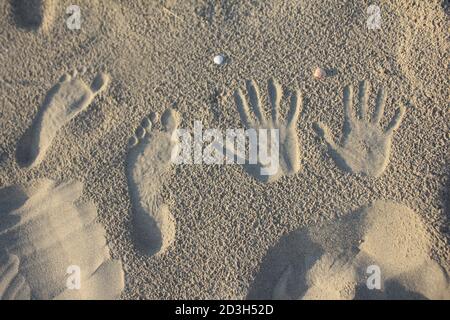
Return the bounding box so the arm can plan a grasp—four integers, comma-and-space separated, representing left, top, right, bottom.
214, 54, 224, 65
313, 67, 327, 80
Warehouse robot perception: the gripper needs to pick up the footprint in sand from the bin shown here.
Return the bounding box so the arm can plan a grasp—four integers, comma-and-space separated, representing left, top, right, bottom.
10, 0, 55, 31
230, 79, 303, 183
315, 81, 406, 177
126, 108, 180, 256
16, 69, 109, 168
249, 201, 449, 300
0, 179, 124, 300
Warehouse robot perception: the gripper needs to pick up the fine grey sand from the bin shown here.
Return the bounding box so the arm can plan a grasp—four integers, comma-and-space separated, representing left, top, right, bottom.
0, 0, 448, 299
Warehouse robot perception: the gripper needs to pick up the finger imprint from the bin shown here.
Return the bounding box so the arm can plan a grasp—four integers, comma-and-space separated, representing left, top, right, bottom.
372, 88, 386, 124
246, 80, 266, 126
268, 79, 282, 124
358, 80, 369, 120
234, 88, 254, 128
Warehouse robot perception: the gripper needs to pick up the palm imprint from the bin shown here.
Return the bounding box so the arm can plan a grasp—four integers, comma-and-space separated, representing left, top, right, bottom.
233, 79, 302, 183
316, 81, 406, 177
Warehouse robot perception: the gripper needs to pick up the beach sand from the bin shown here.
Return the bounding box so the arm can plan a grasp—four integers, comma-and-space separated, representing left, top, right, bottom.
0, 0, 448, 299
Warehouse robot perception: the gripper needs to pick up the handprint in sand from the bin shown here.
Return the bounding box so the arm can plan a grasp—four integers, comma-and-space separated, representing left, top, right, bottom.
231, 79, 303, 183
315, 81, 406, 177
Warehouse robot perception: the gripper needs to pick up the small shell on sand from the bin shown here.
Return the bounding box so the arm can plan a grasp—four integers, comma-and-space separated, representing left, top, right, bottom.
214, 55, 224, 65
313, 67, 327, 80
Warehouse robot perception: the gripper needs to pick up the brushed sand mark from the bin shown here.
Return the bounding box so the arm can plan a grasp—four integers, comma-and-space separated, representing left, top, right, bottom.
126, 108, 179, 256
315, 81, 406, 177
0, 253, 31, 300
0, 179, 124, 300
16, 69, 109, 168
